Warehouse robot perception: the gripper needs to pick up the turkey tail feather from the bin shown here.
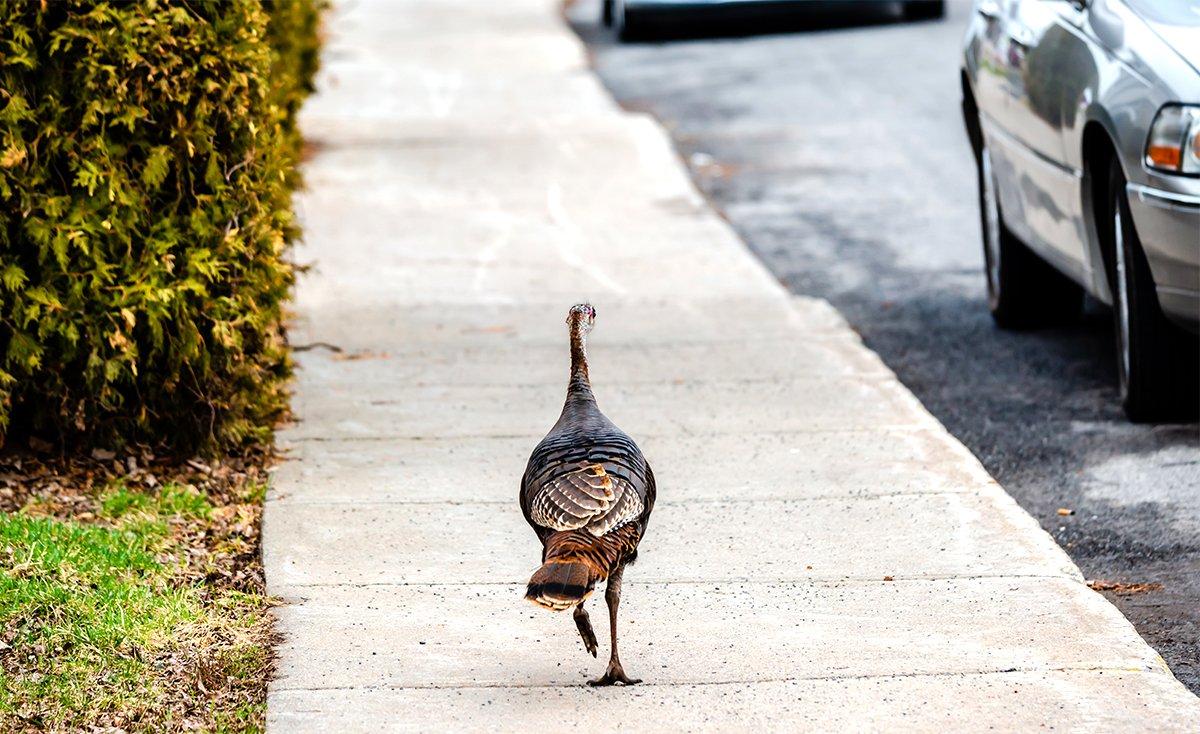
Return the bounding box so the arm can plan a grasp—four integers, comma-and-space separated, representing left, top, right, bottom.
525, 530, 616, 611
525, 559, 596, 611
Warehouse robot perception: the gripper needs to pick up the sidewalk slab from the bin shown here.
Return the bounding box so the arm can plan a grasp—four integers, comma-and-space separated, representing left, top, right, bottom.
269, 578, 1157, 690
264, 490, 1075, 590
286, 329, 892, 386
284, 376, 937, 440
287, 297, 854, 350
269, 427, 989, 505
270, 672, 1200, 733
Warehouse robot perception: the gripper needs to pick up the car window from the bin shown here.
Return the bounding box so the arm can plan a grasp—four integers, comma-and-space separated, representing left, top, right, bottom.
1121, 0, 1200, 27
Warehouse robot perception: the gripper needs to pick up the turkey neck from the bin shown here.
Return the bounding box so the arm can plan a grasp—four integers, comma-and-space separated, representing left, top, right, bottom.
566, 317, 595, 406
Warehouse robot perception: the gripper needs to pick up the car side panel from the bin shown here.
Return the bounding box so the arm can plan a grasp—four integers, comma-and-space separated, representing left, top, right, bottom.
1059, 1, 1153, 303
968, 1, 1094, 289
968, 3, 1042, 251
999, 1, 1092, 275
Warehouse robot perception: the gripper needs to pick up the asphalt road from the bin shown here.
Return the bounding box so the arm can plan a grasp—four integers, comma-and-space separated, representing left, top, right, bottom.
568, 0, 1200, 693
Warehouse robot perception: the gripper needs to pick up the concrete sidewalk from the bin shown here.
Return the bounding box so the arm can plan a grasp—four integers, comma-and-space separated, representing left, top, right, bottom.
263, 0, 1200, 730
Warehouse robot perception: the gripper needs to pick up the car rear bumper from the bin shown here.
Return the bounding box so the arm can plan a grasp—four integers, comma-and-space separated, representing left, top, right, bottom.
1126, 183, 1200, 334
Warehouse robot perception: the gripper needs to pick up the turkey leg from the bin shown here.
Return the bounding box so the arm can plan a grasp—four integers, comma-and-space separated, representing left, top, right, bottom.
588, 564, 640, 686
574, 603, 598, 657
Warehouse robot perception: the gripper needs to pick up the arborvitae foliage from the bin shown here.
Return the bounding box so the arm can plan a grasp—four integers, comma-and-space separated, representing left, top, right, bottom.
0, 0, 323, 453
265, 0, 324, 183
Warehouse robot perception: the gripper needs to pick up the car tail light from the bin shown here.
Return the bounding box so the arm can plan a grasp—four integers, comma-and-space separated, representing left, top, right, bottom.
1145, 104, 1200, 176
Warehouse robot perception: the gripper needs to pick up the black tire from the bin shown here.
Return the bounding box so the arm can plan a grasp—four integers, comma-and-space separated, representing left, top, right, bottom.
904, 0, 944, 21
1106, 160, 1199, 422
602, 0, 614, 27
614, 1, 649, 42
977, 143, 1083, 329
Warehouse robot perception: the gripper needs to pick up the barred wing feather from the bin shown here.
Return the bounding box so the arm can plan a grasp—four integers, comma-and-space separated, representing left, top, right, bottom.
530, 462, 645, 537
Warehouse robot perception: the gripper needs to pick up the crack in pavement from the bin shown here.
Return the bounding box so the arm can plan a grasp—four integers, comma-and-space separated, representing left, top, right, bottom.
270, 663, 1165, 693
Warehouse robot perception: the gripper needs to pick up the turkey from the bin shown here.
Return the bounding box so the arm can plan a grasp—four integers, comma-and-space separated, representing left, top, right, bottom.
520, 303, 656, 686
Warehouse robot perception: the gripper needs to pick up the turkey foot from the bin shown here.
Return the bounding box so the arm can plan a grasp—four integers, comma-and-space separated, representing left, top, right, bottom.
574, 604, 598, 657
587, 564, 639, 686
588, 662, 641, 687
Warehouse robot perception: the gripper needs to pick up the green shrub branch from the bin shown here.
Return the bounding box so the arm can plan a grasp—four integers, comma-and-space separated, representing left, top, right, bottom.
0, 0, 324, 452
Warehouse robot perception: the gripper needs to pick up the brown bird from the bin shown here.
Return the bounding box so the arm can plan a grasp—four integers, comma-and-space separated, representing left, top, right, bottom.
520, 303, 656, 686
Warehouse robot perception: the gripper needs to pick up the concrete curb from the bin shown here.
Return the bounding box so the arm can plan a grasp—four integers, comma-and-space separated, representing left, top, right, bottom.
264, 0, 1200, 729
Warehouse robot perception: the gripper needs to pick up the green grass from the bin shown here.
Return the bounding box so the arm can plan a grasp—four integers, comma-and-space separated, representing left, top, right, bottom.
99, 482, 214, 522
0, 481, 272, 732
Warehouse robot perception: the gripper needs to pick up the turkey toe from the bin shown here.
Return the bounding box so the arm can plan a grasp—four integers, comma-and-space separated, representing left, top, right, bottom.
574, 606, 598, 657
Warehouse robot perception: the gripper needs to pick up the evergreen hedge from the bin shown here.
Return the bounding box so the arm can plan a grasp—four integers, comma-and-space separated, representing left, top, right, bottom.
0, 0, 323, 452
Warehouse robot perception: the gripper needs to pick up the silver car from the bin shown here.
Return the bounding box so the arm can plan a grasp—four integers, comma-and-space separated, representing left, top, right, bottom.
961, 0, 1200, 421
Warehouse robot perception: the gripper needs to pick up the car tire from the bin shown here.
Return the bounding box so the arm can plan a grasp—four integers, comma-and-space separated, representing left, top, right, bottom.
613, 0, 649, 42
977, 143, 1083, 329
1106, 160, 1199, 422
903, 0, 944, 21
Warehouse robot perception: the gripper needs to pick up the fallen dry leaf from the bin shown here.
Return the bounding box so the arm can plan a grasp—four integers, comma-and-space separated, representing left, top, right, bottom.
1087, 579, 1163, 595
332, 349, 390, 361
1056, 508, 1073, 516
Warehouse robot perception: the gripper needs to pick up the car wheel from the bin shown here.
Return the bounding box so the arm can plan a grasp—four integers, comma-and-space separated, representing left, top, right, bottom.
613, 0, 648, 42
1107, 160, 1198, 422
903, 0, 944, 21
977, 143, 1083, 329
